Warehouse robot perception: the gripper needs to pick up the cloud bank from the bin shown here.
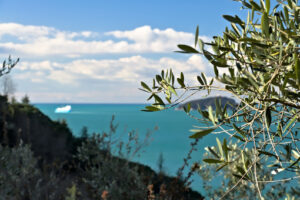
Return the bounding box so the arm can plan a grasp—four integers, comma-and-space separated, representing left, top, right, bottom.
0, 23, 213, 102
16, 54, 210, 84
0, 23, 210, 57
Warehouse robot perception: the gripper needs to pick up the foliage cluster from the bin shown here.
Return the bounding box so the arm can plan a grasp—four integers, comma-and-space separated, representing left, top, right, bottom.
0, 115, 147, 199
198, 140, 299, 199
0, 143, 64, 200
75, 128, 148, 199
141, 0, 300, 199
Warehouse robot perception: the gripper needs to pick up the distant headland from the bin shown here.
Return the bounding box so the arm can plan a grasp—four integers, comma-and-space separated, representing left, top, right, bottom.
176, 96, 237, 111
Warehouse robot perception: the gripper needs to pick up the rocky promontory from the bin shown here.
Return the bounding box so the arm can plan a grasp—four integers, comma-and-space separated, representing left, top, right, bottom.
177, 96, 237, 111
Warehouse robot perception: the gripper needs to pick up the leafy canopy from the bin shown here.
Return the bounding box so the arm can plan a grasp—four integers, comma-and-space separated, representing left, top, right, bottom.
140, 0, 300, 199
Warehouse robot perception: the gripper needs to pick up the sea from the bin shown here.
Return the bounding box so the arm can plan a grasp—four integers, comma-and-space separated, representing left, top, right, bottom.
34, 103, 223, 194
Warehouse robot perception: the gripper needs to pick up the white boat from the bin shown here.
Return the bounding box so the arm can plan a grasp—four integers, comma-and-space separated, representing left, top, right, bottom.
55, 105, 71, 113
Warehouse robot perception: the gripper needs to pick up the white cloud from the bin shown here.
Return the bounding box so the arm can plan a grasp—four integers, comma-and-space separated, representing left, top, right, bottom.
11, 54, 215, 102
0, 23, 210, 57
106, 25, 211, 53
0, 23, 218, 102
0, 23, 54, 40
16, 55, 211, 84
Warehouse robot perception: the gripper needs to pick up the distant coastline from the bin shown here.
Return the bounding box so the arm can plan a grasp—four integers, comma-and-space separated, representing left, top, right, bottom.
176, 96, 237, 111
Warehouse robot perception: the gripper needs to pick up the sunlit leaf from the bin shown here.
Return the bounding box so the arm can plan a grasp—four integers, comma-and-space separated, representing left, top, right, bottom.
141, 81, 152, 92
189, 128, 216, 139
208, 106, 215, 124
261, 12, 269, 37
222, 138, 229, 161
168, 86, 177, 96
265, 0, 270, 14
142, 106, 161, 112
153, 95, 165, 106
195, 26, 199, 47
198, 39, 204, 52
216, 138, 223, 159
283, 115, 297, 133
177, 44, 199, 53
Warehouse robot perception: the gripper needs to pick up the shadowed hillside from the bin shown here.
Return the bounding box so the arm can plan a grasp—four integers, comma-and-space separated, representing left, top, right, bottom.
0, 95, 204, 200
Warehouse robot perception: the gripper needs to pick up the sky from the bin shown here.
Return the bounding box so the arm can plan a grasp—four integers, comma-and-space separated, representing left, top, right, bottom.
0, 0, 248, 103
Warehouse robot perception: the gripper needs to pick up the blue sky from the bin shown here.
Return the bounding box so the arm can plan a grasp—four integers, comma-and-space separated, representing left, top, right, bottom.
0, 0, 249, 102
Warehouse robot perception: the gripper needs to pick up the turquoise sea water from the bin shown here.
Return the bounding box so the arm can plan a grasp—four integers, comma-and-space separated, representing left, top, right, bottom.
34, 103, 220, 193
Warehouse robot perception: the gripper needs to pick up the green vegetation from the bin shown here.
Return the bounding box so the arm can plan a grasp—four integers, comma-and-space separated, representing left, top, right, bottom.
0, 94, 203, 199
141, 0, 300, 199
21, 94, 30, 104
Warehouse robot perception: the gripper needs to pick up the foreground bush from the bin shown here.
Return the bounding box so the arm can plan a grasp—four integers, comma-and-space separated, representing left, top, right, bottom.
0, 143, 64, 200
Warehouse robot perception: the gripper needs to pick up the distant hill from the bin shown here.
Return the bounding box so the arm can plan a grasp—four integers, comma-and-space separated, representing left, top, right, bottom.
177, 96, 237, 111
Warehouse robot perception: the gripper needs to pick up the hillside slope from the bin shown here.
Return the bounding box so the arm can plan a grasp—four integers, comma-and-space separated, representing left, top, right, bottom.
0, 95, 204, 199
